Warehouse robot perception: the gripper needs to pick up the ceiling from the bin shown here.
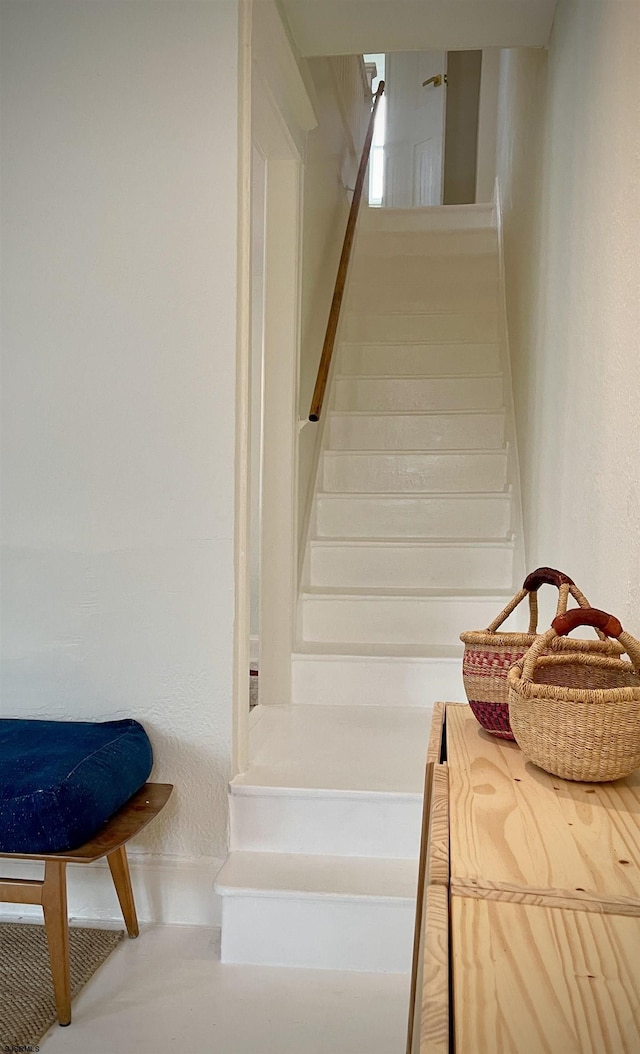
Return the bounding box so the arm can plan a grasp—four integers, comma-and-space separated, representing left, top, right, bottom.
278, 0, 558, 57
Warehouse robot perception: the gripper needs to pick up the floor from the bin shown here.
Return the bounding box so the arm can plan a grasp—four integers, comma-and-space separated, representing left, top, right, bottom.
39, 923, 410, 1054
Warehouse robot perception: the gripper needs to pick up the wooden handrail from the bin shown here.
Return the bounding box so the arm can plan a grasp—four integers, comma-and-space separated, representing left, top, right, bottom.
309, 80, 385, 422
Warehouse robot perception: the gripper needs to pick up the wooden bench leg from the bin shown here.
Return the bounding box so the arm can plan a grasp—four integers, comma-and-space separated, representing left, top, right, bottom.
42, 860, 71, 1026
107, 846, 139, 938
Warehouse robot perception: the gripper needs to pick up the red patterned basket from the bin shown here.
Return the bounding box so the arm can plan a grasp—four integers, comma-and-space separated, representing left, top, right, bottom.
460, 568, 617, 740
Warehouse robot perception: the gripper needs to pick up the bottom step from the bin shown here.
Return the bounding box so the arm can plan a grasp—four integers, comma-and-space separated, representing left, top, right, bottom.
215, 852, 417, 973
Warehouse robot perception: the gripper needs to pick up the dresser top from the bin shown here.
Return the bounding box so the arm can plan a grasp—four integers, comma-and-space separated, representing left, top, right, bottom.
446, 704, 640, 913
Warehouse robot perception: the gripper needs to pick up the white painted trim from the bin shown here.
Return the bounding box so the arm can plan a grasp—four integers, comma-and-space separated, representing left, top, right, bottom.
0, 853, 223, 928
250, 634, 260, 662
233, 0, 253, 776
475, 49, 501, 203
259, 160, 303, 704
252, 60, 302, 162
494, 177, 526, 584
252, 0, 317, 158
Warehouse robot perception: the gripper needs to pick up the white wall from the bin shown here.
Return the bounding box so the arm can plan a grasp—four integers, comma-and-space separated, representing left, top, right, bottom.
475, 48, 500, 202
297, 57, 361, 548
250, 149, 266, 656
281, 0, 558, 57
496, 1, 640, 627
0, 0, 240, 920
444, 50, 482, 205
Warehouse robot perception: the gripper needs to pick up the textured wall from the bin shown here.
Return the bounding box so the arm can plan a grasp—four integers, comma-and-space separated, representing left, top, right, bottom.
0, 1, 239, 862
497, 2, 640, 627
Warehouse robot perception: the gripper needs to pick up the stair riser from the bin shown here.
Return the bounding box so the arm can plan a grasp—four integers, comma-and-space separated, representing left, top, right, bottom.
363, 205, 495, 233
339, 343, 500, 376
230, 793, 422, 858
302, 596, 521, 647
291, 656, 464, 707
343, 313, 499, 343
358, 231, 497, 257
322, 452, 508, 494
314, 494, 512, 539
333, 376, 503, 413
348, 283, 499, 316
220, 895, 414, 972
352, 255, 498, 285
328, 412, 505, 451
309, 545, 514, 590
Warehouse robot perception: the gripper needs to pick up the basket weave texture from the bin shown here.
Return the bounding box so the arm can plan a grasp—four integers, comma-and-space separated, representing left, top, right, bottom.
460, 571, 613, 740
508, 620, 640, 782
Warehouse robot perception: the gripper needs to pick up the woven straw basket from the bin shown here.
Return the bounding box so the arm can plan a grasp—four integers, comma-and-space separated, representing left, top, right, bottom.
508, 608, 640, 782
460, 567, 618, 741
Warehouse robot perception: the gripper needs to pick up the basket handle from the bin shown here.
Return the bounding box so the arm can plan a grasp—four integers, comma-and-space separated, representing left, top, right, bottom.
523, 567, 574, 591
486, 566, 590, 634
522, 607, 640, 680
552, 608, 622, 638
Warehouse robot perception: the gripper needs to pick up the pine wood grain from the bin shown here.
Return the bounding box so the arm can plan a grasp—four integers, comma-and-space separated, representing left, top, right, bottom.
428, 764, 449, 887
451, 878, 640, 916
446, 706, 640, 911
452, 897, 640, 1054
420, 885, 449, 1054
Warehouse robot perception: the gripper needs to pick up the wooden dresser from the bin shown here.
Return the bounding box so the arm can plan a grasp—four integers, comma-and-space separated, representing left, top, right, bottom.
409, 703, 640, 1054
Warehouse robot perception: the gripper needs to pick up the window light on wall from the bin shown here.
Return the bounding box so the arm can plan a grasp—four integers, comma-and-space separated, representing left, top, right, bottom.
365, 53, 386, 206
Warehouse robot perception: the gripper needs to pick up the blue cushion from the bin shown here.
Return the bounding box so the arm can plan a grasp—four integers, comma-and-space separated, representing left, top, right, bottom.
0, 718, 153, 854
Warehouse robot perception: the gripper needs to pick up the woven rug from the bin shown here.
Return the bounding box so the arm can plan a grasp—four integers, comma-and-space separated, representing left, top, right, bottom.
0, 922, 124, 1045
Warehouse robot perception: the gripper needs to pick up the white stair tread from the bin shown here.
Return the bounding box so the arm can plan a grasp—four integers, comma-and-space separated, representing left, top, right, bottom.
233, 704, 433, 795
316, 489, 511, 500
329, 408, 504, 417
346, 310, 496, 319
324, 447, 507, 457
340, 339, 499, 348
215, 852, 417, 902
309, 537, 513, 548
335, 372, 503, 382
303, 586, 513, 598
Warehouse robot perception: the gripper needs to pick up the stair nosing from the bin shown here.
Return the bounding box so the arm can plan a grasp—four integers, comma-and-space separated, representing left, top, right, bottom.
309, 537, 514, 549
315, 489, 512, 499
302, 587, 515, 600
328, 410, 505, 419
323, 447, 509, 457
340, 339, 500, 348
230, 782, 421, 802
335, 372, 503, 382
215, 851, 417, 903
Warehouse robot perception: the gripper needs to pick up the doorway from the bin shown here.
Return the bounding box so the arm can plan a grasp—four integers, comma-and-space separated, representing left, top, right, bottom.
384, 51, 448, 207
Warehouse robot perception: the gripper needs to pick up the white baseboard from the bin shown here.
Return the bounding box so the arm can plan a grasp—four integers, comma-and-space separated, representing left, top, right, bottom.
0, 852, 223, 928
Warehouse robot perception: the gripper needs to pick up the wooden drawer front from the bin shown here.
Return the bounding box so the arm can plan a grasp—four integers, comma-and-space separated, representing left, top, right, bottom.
419, 885, 449, 1054
428, 764, 449, 887
446, 705, 640, 914
452, 897, 640, 1054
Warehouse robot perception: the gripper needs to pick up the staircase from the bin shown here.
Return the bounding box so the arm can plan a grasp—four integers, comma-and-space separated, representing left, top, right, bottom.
215, 203, 523, 973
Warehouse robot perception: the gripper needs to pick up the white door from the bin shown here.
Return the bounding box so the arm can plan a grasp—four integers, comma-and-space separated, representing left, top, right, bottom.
384, 52, 447, 207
